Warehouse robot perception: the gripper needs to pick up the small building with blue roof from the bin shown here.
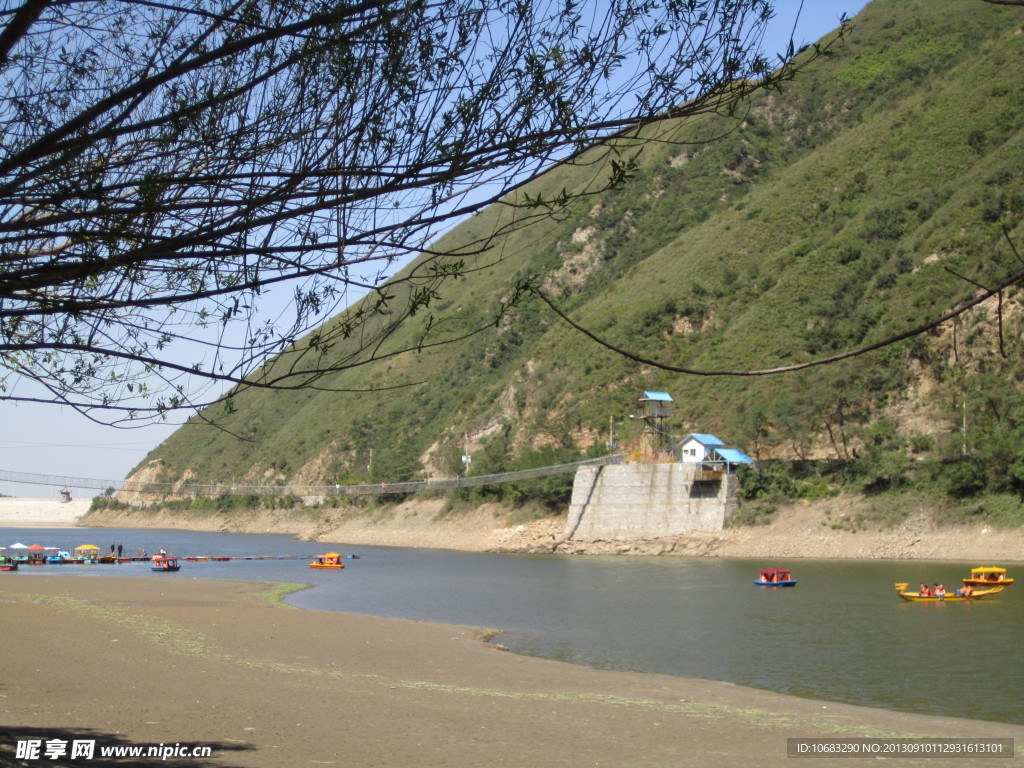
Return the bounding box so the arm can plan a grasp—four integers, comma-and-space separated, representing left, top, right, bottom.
678, 434, 754, 472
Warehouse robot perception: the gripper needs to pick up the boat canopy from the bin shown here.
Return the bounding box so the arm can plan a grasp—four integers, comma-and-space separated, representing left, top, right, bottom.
970, 567, 1006, 574
759, 568, 791, 576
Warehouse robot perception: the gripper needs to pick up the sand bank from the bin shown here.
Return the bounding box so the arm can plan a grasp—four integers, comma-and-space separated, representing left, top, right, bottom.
0, 498, 90, 527
1, 575, 1020, 767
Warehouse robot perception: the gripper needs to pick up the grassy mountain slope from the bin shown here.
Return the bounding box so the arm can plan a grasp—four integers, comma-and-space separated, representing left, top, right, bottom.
130, 0, 1024, 509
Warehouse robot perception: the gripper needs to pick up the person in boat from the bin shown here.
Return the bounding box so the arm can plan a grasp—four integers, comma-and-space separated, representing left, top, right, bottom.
934, 584, 945, 599
919, 584, 931, 596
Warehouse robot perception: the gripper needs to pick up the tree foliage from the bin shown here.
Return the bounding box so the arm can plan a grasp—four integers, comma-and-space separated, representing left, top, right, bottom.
0, 0, 818, 423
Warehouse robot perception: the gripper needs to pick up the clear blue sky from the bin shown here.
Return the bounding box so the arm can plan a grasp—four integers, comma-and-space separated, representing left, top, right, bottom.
0, 0, 871, 498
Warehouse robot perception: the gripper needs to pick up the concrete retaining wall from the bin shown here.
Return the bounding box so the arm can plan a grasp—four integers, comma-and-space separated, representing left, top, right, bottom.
565, 464, 738, 540
0, 498, 91, 527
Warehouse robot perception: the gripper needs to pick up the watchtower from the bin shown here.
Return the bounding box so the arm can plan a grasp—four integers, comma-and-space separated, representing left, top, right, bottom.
636, 391, 675, 457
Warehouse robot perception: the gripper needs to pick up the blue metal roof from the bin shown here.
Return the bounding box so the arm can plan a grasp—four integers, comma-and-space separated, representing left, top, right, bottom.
642, 391, 673, 402
679, 433, 724, 447
715, 448, 754, 464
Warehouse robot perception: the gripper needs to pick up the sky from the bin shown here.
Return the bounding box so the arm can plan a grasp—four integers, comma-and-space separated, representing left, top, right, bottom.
0, 0, 871, 499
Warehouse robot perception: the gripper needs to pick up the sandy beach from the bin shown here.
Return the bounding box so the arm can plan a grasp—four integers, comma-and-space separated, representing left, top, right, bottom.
1, 575, 1020, 768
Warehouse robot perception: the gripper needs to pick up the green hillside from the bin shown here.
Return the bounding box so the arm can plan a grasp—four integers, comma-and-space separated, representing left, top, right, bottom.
129, 0, 1024, 519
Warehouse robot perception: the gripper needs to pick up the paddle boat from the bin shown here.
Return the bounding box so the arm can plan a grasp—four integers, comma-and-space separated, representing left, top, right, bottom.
309, 553, 345, 570
755, 568, 796, 587
894, 582, 1003, 602
151, 556, 181, 572
0, 556, 17, 571
74, 544, 101, 563
963, 567, 1013, 588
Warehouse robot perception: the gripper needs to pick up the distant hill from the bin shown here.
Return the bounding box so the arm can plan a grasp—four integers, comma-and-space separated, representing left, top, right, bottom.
128, 0, 1024, 512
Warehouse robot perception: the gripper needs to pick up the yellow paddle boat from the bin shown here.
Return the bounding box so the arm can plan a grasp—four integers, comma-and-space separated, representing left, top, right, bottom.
309, 553, 344, 570
963, 567, 1013, 587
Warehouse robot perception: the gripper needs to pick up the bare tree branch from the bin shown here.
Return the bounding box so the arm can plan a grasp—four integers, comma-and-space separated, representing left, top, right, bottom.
1, 0, 838, 424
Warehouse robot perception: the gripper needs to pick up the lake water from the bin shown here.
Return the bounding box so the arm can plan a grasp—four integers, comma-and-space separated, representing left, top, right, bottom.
4, 526, 1022, 726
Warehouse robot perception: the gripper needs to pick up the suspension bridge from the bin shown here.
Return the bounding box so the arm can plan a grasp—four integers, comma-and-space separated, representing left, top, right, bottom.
0, 454, 624, 499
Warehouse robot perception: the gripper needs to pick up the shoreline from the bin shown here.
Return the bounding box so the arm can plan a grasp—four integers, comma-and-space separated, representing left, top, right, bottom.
2, 574, 1021, 767
70, 496, 1024, 563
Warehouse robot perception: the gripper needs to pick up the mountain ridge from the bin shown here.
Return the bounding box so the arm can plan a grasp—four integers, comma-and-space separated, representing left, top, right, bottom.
125, 0, 1024, 517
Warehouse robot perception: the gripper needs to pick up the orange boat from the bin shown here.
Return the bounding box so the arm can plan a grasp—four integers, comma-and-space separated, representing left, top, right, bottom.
309, 553, 344, 570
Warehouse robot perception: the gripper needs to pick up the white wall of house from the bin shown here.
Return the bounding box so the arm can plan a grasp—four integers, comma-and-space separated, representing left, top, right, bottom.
678, 437, 713, 463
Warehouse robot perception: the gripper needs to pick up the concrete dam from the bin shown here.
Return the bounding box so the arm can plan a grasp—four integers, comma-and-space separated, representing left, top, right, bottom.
565, 463, 739, 541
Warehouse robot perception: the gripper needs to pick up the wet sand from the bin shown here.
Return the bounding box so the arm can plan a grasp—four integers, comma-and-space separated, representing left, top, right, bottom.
0, 575, 1020, 767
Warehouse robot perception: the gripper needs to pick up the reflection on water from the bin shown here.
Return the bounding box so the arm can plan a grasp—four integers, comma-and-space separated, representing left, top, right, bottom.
5, 527, 1022, 724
